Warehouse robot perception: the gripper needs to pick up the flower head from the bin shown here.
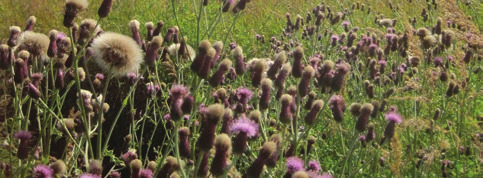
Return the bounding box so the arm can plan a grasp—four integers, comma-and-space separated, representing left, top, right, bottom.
91, 32, 143, 77
33, 164, 53, 178
79, 173, 101, 178
230, 116, 258, 137
307, 160, 321, 172
286, 157, 304, 174
139, 169, 153, 178
385, 112, 403, 124
14, 130, 32, 140
236, 87, 253, 105
18, 31, 49, 56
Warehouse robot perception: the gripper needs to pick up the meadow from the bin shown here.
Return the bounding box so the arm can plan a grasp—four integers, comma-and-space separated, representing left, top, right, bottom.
0, 0, 482, 177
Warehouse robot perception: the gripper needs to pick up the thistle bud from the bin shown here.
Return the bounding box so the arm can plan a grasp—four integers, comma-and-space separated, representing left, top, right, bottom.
220, 108, 233, 134
244, 142, 277, 178
381, 112, 403, 144
274, 64, 291, 89
329, 95, 345, 123
233, 46, 246, 75
145, 36, 163, 65
14, 58, 27, 83
191, 40, 211, 74
55, 70, 65, 89
178, 127, 191, 158
196, 104, 224, 151
259, 78, 272, 110
153, 20, 164, 37
14, 130, 31, 159
349, 103, 362, 117
89, 159, 102, 175
98, 0, 113, 18
292, 46, 304, 78
280, 94, 293, 124
304, 100, 324, 125
129, 20, 142, 46
365, 123, 376, 141
251, 59, 266, 87
298, 66, 315, 97
47, 30, 58, 58
8, 26, 21, 48
356, 103, 373, 132
210, 134, 231, 176
331, 63, 350, 92
28, 83, 41, 99
49, 160, 67, 176
64, 0, 88, 28
433, 108, 441, 120
212, 41, 223, 67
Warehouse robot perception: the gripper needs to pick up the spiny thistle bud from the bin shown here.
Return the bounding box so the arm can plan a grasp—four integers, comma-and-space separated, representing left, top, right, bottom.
210, 134, 231, 176
356, 103, 373, 132
153, 20, 164, 37
178, 127, 191, 158
251, 59, 266, 87
244, 142, 277, 178
25, 16, 36, 31
329, 95, 345, 123
49, 160, 67, 176
274, 64, 291, 89
298, 66, 315, 97
463, 50, 472, 64
292, 46, 304, 78
98, 0, 113, 18
191, 40, 211, 74
91, 32, 144, 77
280, 94, 294, 124
349, 103, 362, 116
331, 63, 350, 92
130, 159, 142, 178
259, 78, 273, 110
144, 36, 163, 65
365, 123, 376, 141
197, 104, 224, 151
304, 100, 324, 125
14, 130, 31, 159
47, 30, 58, 58
220, 108, 233, 134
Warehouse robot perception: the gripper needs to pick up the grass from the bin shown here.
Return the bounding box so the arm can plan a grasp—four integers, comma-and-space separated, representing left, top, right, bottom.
0, 0, 482, 177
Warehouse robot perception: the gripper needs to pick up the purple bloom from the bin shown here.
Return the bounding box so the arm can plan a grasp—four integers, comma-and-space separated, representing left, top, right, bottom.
307, 160, 321, 172
434, 56, 443, 67
236, 87, 253, 105
286, 157, 304, 174
385, 112, 403, 124
169, 84, 189, 100
230, 116, 258, 137
79, 173, 101, 178
33, 164, 53, 178
122, 150, 138, 165
341, 21, 350, 27
139, 169, 153, 178
14, 130, 32, 140
359, 135, 366, 142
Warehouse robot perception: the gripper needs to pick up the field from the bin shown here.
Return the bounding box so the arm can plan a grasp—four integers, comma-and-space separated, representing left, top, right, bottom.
0, 0, 482, 177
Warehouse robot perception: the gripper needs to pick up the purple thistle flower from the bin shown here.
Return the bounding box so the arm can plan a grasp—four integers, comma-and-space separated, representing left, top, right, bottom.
33, 164, 53, 178
139, 169, 153, 178
286, 157, 304, 174
434, 56, 443, 67
230, 116, 259, 137
359, 135, 366, 142
122, 150, 138, 165
169, 84, 189, 101
14, 130, 31, 159
331, 34, 339, 47
307, 160, 321, 172
385, 112, 403, 124
236, 87, 253, 105
109, 171, 121, 178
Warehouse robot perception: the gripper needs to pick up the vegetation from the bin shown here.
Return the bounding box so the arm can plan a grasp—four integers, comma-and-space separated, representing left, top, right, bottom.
0, 0, 482, 177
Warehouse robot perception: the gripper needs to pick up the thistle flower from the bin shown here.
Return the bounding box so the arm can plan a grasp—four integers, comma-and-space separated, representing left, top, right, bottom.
355, 103, 373, 132
330, 34, 339, 47
292, 46, 304, 78
259, 78, 272, 110
8, 26, 21, 47
145, 36, 163, 65
209, 59, 232, 87
251, 59, 266, 87
153, 20, 164, 37
0, 45, 10, 69
89, 160, 102, 175
331, 63, 350, 92
139, 169, 153, 178
63, 0, 88, 27
49, 160, 67, 176
32, 164, 54, 178
231, 116, 258, 154
79, 173, 101, 178
178, 127, 191, 158
17, 31, 49, 57
129, 20, 142, 46
236, 87, 252, 107
381, 112, 403, 144
14, 58, 28, 83
91, 32, 143, 77
191, 40, 211, 74
286, 157, 304, 176
78, 19, 102, 46
298, 66, 315, 97
197, 104, 224, 151
280, 94, 294, 124
98, 0, 113, 18
329, 95, 345, 123
244, 142, 277, 178
318, 60, 335, 88
210, 134, 231, 176
304, 100, 324, 125
274, 64, 291, 89
122, 150, 138, 165
14, 130, 31, 160
365, 123, 376, 142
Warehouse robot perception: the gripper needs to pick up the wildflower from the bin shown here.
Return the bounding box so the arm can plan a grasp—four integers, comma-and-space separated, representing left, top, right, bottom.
463, 50, 472, 63
98, 0, 113, 18
342, 21, 350, 32
305, 100, 324, 125
17, 31, 49, 57
329, 95, 345, 123
286, 157, 304, 176
145, 36, 163, 65
331, 34, 339, 47
280, 94, 294, 124
250, 59, 266, 87
356, 103, 373, 132
210, 134, 231, 176
381, 112, 403, 144
139, 169, 152, 178
235, 87, 252, 112
209, 59, 232, 87
158, 156, 179, 178
331, 63, 350, 92
231, 115, 258, 153
0, 45, 10, 69
191, 40, 211, 74
79, 173, 101, 178
292, 46, 304, 78
178, 127, 191, 158
274, 64, 291, 89
259, 78, 272, 110
298, 66, 315, 97
91, 32, 144, 77
304, 91, 317, 110
197, 104, 224, 151
47, 30, 58, 58
14, 130, 31, 160
244, 142, 277, 178
63, 0, 88, 27
122, 150, 138, 165
315, 11, 324, 26
109, 171, 121, 178
32, 164, 54, 178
